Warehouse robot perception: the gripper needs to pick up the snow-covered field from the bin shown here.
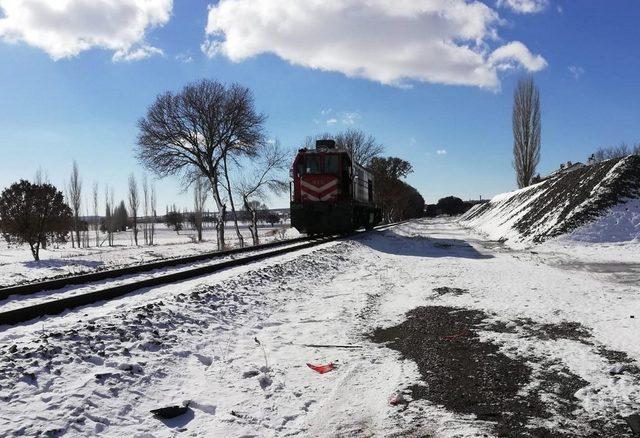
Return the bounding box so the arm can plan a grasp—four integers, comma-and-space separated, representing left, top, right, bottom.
0, 223, 298, 288
1, 218, 638, 437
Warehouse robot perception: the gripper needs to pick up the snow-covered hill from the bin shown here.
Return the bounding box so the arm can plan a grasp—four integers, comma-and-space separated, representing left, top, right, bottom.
461, 155, 640, 246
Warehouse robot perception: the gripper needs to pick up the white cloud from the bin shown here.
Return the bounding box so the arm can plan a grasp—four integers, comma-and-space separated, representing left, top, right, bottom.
489, 41, 547, 71
568, 65, 584, 80
113, 44, 163, 62
200, 37, 221, 58
204, 0, 547, 89
341, 112, 361, 125
436, 149, 447, 155
497, 0, 549, 14
0, 0, 172, 60
176, 52, 194, 63
316, 109, 361, 126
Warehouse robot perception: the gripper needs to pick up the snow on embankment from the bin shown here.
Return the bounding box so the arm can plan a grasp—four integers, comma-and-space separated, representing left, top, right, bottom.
461, 155, 640, 245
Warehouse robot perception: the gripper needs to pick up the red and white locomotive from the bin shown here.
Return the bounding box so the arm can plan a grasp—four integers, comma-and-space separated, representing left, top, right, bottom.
290, 139, 382, 234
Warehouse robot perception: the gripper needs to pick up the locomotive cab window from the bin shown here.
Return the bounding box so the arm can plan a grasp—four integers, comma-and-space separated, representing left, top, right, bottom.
298, 155, 321, 175
324, 155, 340, 175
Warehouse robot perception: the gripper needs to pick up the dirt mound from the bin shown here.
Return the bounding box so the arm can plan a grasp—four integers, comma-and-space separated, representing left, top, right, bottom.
461, 155, 640, 244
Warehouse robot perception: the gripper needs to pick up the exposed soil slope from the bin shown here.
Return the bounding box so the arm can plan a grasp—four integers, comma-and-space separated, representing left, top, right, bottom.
462, 156, 640, 244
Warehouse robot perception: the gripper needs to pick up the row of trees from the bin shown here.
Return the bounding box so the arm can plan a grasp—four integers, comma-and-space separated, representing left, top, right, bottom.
592, 142, 640, 162
164, 203, 280, 235
368, 157, 424, 222
0, 172, 285, 260
59, 162, 160, 249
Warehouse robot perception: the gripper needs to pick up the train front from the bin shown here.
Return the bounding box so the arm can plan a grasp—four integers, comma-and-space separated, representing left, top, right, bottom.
290, 140, 355, 235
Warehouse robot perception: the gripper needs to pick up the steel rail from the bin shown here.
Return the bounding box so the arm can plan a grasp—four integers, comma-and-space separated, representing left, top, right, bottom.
0, 222, 402, 326
0, 235, 311, 300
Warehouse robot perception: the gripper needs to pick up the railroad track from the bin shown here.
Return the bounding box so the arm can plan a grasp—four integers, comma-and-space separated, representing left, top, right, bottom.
0, 222, 402, 326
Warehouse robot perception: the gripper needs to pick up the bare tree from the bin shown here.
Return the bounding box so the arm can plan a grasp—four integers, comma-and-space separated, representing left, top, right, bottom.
142, 175, 149, 245
303, 129, 383, 165
235, 141, 288, 245
193, 177, 208, 242
512, 76, 542, 188
592, 142, 637, 162
221, 156, 244, 247
335, 129, 384, 165
34, 167, 49, 185
92, 183, 99, 246
150, 183, 157, 245
68, 161, 83, 247
128, 174, 140, 246
103, 187, 113, 247
135, 79, 266, 251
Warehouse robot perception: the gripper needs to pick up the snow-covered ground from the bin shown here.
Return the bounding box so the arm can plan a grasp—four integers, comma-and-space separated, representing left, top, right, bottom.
461, 155, 640, 247
0, 218, 638, 436
568, 198, 640, 243
0, 223, 298, 288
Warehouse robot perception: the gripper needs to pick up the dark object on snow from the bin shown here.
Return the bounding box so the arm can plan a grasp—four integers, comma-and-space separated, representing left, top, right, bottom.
301, 343, 362, 349
625, 414, 640, 435
609, 364, 628, 375
307, 362, 335, 374
151, 404, 190, 419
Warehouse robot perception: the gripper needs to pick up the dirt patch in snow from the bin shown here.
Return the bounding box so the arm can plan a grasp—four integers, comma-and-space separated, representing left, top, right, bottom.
370, 306, 634, 437
516, 319, 593, 345
433, 287, 468, 296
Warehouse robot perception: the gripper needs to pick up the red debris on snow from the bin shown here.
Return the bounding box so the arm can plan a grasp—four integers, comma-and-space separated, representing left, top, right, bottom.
389, 392, 404, 406
306, 362, 335, 374
441, 327, 470, 341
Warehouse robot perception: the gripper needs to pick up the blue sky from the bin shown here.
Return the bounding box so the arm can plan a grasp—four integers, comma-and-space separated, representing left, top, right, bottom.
0, 1, 639, 210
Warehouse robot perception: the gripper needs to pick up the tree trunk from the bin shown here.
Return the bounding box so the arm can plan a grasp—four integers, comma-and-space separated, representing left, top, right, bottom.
243, 198, 259, 245
196, 216, 203, 242
210, 183, 226, 251
250, 209, 259, 245
223, 156, 244, 248
75, 214, 80, 248
30, 242, 40, 261
133, 216, 138, 246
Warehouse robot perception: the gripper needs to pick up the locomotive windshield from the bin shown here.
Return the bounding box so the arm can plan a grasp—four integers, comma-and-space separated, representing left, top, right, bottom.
297, 155, 321, 175
324, 155, 340, 174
